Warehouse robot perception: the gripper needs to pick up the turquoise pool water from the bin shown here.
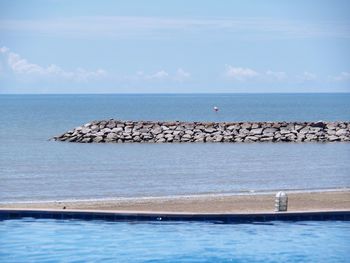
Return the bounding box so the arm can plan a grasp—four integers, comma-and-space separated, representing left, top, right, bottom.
0, 219, 349, 262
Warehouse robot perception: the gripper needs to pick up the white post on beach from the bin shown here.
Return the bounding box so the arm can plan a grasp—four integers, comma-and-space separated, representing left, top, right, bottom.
275, 191, 288, 212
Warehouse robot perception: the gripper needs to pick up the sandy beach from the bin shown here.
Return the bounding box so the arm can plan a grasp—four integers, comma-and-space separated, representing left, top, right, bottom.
1, 190, 349, 214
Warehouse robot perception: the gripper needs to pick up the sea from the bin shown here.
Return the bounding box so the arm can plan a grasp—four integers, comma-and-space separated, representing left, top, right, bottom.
0, 93, 349, 202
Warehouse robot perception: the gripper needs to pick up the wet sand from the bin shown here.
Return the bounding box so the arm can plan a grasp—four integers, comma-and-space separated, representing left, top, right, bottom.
1, 190, 349, 214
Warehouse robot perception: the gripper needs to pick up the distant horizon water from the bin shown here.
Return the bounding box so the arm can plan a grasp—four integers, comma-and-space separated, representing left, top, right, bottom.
1, 92, 350, 95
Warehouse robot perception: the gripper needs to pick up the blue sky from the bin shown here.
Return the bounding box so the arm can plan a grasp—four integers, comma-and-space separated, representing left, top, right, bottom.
0, 0, 349, 93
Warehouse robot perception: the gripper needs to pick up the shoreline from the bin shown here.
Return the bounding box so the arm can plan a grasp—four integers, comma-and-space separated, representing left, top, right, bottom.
1, 187, 349, 205
2, 190, 349, 214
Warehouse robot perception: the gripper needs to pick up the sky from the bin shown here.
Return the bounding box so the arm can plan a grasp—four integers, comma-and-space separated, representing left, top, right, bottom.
0, 0, 350, 93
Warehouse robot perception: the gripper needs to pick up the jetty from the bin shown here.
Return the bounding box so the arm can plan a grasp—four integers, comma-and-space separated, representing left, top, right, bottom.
53, 120, 350, 143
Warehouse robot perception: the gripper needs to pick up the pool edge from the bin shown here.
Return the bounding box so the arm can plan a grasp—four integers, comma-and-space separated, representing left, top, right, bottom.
1, 208, 349, 223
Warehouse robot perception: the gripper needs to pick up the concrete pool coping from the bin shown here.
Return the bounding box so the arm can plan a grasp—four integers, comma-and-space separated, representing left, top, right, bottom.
1, 208, 349, 223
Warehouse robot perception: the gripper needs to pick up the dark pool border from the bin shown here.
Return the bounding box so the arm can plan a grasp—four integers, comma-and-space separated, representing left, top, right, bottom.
1, 209, 349, 223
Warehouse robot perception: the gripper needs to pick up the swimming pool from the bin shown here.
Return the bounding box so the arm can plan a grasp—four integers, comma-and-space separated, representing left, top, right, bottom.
0, 218, 349, 262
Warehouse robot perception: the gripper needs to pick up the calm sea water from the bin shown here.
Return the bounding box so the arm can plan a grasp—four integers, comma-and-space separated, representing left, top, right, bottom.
0, 94, 349, 202
0, 219, 349, 262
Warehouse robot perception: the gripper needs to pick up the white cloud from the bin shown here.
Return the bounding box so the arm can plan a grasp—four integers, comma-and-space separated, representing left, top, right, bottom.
175, 68, 191, 81
133, 70, 169, 80
148, 70, 169, 80
225, 66, 324, 83
225, 66, 259, 81
298, 71, 317, 81
226, 67, 289, 82
265, 70, 288, 81
330, 71, 350, 82
131, 68, 190, 82
0, 46, 9, 53
8, 52, 45, 75
0, 46, 106, 82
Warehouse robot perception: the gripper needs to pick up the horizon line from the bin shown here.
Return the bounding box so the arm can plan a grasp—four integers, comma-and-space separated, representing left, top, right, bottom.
1, 92, 350, 95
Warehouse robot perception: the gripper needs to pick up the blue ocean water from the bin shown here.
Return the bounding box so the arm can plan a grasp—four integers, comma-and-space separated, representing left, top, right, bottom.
0, 93, 349, 202
0, 218, 349, 262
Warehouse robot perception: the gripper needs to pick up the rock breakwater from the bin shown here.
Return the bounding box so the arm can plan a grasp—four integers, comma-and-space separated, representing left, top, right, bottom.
53, 120, 350, 143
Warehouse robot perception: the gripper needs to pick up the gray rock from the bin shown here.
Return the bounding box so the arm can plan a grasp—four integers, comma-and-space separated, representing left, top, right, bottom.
305, 134, 317, 140
124, 127, 133, 133
205, 136, 214, 142
285, 134, 297, 141
310, 121, 326, 128
194, 137, 205, 142
326, 129, 336, 135
81, 128, 91, 134
81, 138, 92, 143
166, 135, 174, 142
239, 129, 250, 135
91, 125, 99, 131
185, 129, 194, 135
299, 127, 310, 134
213, 135, 223, 142
133, 125, 142, 130
259, 137, 273, 142
308, 127, 322, 134
294, 124, 304, 131
250, 128, 263, 135
139, 128, 149, 133
280, 127, 292, 135
173, 130, 182, 136
101, 128, 112, 134
156, 134, 164, 139
274, 133, 282, 139
152, 128, 162, 135
262, 132, 274, 138
336, 129, 348, 136
133, 131, 141, 136
326, 123, 337, 130
142, 134, 153, 140
245, 136, 258, 142
204, 127, 216, 133
106, 133, 117, 139
133, 136, 141, 142
181, 136, 191, 142
241, 123, 251, 129
93, 136, 104, 143
182, 133, 192, 139
339, 136, 350, 141
111, 127, 123, 134
223, 136, 233, 142
339, 123, 347, 129
263, 127, 277, 134
106, 122, 116, 129
67, 136, 77, 142
156, 138, 166, 143
227, 125, 240, 131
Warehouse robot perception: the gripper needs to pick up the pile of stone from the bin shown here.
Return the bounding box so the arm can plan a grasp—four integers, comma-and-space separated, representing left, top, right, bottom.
53, 120, 350, 143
